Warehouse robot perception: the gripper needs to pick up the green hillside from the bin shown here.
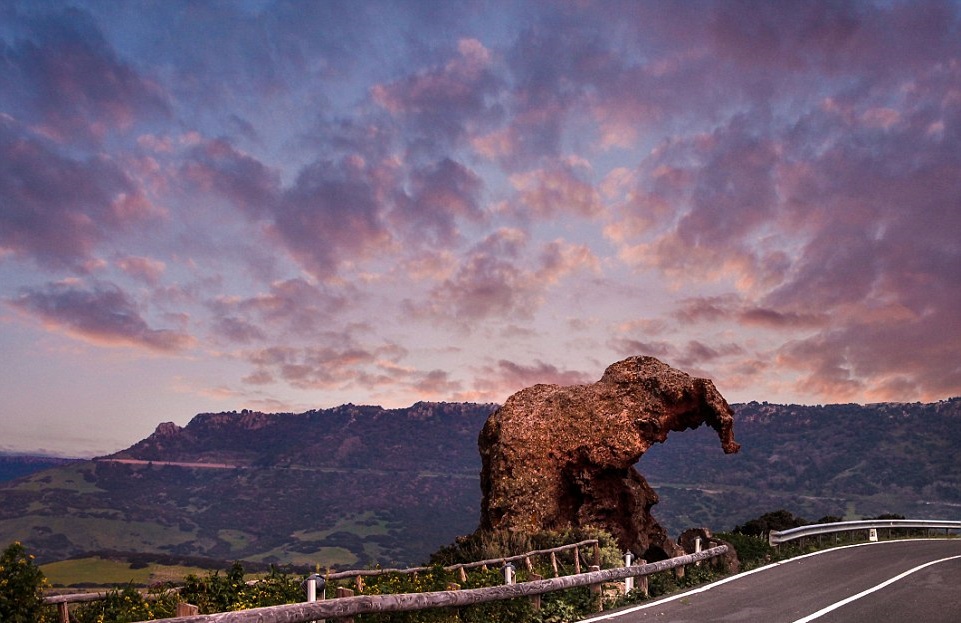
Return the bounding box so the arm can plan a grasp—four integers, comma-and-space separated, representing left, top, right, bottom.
2, 398, 959, 575
642, 399, 961, 531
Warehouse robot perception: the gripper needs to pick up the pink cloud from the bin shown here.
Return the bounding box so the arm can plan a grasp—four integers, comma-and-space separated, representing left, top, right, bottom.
243, 341, 410, 393
407, 230, 598, 324
115, 256, 165, 285
390, 158, 486, 247
509, 158, 603, 219
372, 37, 502, 150
465, 359, 594, 403
601, 2, 961, 400
182, 138, 280, 217
1, 6, 169, 143
10, 281, 194, 353
207, 278, 347, 341
0, 119, 154, 270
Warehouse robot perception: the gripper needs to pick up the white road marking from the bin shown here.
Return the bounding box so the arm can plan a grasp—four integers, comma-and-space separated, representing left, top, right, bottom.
577, 540, 954, 623
790, 553, 961, 622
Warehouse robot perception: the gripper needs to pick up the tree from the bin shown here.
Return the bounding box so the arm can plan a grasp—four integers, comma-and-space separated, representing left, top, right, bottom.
0, 541, 49, 623
733, 510, 808, 537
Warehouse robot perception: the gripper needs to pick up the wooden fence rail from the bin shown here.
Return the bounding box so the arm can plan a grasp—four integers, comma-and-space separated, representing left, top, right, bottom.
43, 539, 600, 621
325, 538, 599, 579
136, 546, 728, 623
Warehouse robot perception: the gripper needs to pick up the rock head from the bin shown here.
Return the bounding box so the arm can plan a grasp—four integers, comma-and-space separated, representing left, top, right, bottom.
478, 356, 739, 561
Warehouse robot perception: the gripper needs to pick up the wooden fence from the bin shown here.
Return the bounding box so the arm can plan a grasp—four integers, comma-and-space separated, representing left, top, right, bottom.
142, 546, 728, 623
43, 540, 729, 623
43, 539, 600, 622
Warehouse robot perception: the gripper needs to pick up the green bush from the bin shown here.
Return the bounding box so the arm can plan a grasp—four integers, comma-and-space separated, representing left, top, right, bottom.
73, 584, 178, 623
0, 541, 50, 623
38, 526, 732, 622
179, 562, 304, 613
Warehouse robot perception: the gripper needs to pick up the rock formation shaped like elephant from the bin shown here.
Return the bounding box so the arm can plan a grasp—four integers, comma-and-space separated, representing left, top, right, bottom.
478, 356, 740, 560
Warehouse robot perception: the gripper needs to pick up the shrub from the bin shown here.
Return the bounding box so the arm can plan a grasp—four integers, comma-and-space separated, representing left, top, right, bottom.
0, 541, 50, 623
73, 584, 178, 623
178, 562, 303, 613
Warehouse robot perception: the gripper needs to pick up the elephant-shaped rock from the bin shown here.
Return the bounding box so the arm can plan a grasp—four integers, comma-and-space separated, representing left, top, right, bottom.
478, 356, 740, 560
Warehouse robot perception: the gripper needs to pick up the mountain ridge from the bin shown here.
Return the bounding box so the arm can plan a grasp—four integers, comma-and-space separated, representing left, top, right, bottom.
1, 397, 959, 569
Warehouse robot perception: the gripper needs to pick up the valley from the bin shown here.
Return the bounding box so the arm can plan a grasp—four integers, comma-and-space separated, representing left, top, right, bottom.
2, 397, 959, 582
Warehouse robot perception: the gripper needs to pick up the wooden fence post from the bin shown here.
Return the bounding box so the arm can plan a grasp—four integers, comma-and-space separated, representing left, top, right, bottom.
550, 551, 559, 577
335, 588, 355, 623
175, 603, 199, 616
593, 542, 601, 567
458, 566, 467, 583
529, 573, 543, 610
57, 602, 69, 623
589, 565, 602, 611
637, 559, 649, 597
574, 546, 581, 574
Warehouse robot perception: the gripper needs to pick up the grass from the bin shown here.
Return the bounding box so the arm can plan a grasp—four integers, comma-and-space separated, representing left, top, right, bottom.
14, 465, 104, 494
291, 511, 390, 541
217, 529, 258, 552
41, 557, 212, 587
247, 545, 357, 568
0, 515, 197, 551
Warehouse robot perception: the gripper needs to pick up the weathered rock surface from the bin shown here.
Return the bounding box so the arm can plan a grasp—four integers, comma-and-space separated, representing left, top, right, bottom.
478, 356, 740, 560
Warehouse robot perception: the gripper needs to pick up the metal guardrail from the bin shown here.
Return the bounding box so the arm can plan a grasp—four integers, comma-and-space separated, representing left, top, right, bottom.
769, 519, 961, 545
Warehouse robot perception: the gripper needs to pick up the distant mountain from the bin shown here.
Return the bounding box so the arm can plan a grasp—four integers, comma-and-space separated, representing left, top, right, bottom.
641, 398, 961, 531
0, 455, 79, 483
1, 398, 959, 570
0, 402, 495, 567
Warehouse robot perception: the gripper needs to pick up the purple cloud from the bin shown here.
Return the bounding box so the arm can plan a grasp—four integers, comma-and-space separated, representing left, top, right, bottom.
0, 5, 169, 142
373, 38, 503, 152
207, 278, 347, 341
0, 119, 154, 270
463, 358, 594, 403
10, 281, 193, 352
243, 340, 408, 393
407, 230, 598, 324
607, 2, 961, 402
390, 158, 486, 247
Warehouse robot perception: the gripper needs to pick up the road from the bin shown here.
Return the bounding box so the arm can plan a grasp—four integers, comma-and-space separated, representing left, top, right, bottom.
580, 539, 961, 623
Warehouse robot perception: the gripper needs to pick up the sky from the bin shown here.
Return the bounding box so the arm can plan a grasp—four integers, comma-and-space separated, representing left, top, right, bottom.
1, 0, 959, 457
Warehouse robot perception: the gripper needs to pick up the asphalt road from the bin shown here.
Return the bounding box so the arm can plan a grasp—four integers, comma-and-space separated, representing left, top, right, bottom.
579, 539, 961, 623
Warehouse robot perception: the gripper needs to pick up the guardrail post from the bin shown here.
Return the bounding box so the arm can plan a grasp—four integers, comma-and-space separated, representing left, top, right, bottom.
304, 573, 326, 623
502, 561, 516, 585
623, 551, 634, 594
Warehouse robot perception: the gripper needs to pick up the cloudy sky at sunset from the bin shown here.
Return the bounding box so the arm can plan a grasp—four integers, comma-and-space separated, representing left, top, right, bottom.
2, 0, 959, 456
